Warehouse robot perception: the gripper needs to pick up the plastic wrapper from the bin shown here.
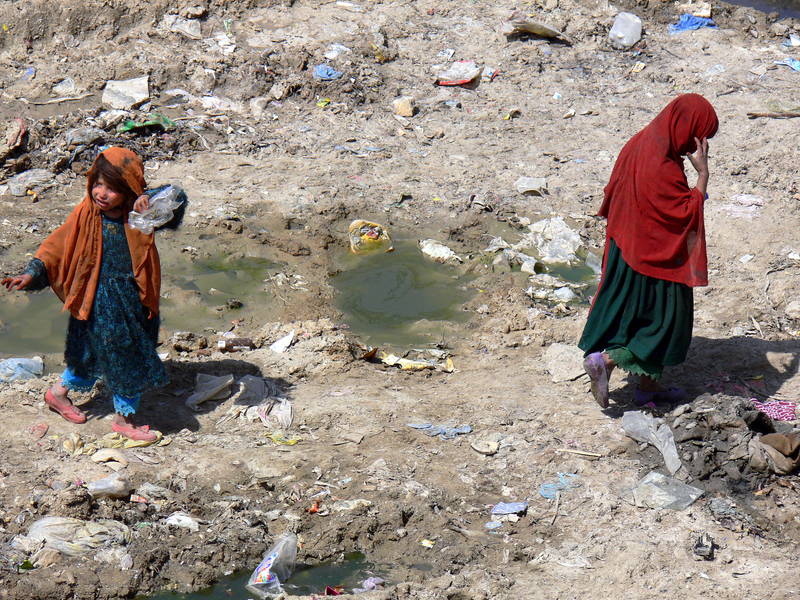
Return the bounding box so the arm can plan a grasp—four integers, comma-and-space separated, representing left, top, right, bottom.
128, 185, 183, 234
246, 532, 298, 599
348, 220, 393, 254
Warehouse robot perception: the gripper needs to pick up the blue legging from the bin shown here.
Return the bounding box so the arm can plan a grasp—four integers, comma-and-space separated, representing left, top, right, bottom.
61, 367, 140, 416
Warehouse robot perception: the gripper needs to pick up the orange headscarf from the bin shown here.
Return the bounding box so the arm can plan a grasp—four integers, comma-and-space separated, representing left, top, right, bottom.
34, 147, 161, 320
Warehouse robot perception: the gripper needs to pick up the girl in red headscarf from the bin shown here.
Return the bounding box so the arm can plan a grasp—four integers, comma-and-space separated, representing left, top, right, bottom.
579, 94, 718, 408
2, 148, 185, 440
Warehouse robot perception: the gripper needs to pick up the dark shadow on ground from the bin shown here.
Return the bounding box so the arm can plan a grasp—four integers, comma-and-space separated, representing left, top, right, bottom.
602, 335, 800, 418
81, 358, 292, 434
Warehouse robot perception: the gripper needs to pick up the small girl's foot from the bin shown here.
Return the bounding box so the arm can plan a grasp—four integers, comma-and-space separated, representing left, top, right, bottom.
583, 352, 610, 408
45, 388, 87, 424
111, 419, 158, 442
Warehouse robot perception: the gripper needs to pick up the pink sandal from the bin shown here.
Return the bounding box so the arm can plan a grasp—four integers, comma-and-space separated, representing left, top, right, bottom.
45, 389, 87, 424
583, 352, 610, 408
111, 421, 158, 442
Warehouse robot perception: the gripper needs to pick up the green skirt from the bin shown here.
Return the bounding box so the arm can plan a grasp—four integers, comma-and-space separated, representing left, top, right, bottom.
578, 238, 693, 379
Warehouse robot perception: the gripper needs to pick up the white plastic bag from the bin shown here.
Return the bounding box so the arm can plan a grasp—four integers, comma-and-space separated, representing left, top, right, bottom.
246, 532, 297, 599
128, 185, 182, 234
0, 357, 44, 382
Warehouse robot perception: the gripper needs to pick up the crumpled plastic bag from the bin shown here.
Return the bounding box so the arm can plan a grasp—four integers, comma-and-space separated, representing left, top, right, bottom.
12, 516, 130, 558
348, 220, 393, 254
246, 532, 298, 599
622, 410, 682, 475
0, 357, 43, 383
186, 373, 235, 411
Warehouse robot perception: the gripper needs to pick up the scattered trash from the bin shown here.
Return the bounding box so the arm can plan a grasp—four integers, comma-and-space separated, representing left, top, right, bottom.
622, 411, 682, 475
246, 532, 297, 599
8, 170, 54, 197
128, 185, 184, 234
316, 97, 331, 108
693, 533, 716, 560
12, 516, 130, 559
515, 176, 548, 196
501, 11, 572, 44
65, 126, 105, 147
28, 423, 48, 440
392, 96, 416, 117
491, 502, 528, 515
749, 433, 800, 474
164, 511, 201, 532
677, 1, 712, 18
117, 113, 176, 133
217, 336, 257, 352
668, 14, 717, 35
435, 61, 483, 86
471, 439, 500, 456
378, 352, 453, 372
624, 471, 703, 510
102, 76, 150, 110
717, 193, 764, 218
418, 239, 462, 263
783, 33, 800, 48
86, 472, 133, 499
332, 499, 372, 511
407, 422, 472, 440
348, 220, 393, 254
0, 357, 43, 382
185, 373, 235, 411
419, 539, 436, 548
20, 67, 36, 81
353, 577, 385, 593
485, 521, 503, 530
774, 57, 800, 72
543, 343, 586, 383
751, 399, 797, 421
100, 430, 166, 449
519, 217, 583, 264
269, 330, 296, 353
738, 254, 754, 264
313, 64, 344, 81
52, 78, 77, 96
258, 398, 294, 430
324, 43, 351, 60
162, 14, 202, 39
539, 473, 581, 499
267, 432, 300, 446
705, 64, 725, 78
90, 448, 129, 471
609, 12, 642, 50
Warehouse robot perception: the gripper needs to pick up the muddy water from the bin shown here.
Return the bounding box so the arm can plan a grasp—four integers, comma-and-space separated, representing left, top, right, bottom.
146, 553, 384, 599
727, 0, 800, 18
331, 240, 474, 347
0, 290, 67, 357
0, 253, 277, 359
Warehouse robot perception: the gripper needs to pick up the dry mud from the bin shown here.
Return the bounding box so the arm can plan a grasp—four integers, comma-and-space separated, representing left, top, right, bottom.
1, 0, 800, 598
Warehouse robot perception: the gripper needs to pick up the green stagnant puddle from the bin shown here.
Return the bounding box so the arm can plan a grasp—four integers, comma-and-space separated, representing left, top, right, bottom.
0, 252, 277, 359
331, 240, 475, 347
146, 553, 383, 599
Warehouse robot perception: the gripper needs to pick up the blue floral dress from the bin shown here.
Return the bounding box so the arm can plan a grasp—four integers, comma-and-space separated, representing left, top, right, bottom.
25, 188, 184, 415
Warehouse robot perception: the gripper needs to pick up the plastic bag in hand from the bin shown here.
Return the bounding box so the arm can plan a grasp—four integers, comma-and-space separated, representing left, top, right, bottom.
128, 185, 182, 234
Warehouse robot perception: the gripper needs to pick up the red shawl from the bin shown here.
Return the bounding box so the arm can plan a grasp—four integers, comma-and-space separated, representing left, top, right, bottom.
599, 93, 719, 287
34, 147, 161, 320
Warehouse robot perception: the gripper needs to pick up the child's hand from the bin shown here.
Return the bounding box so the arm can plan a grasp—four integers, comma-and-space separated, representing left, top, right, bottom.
1, 274, 33, 291
133, 195, 150, 213
687, 137, 709, 176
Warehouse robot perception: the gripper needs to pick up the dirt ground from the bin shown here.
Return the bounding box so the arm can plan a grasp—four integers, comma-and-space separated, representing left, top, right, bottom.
1, 0, 800, 598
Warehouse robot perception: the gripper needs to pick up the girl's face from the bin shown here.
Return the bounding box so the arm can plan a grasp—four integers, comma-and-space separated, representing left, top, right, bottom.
92, 176, 126, 216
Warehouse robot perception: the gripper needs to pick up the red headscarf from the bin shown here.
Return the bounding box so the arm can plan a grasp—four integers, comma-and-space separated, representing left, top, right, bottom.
599, 93, 719, 287
34, 147, 161, 320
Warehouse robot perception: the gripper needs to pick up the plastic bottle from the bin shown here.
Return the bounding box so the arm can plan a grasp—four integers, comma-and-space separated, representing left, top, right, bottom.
216, 337, 256, 352
128, 185, 183, 234
86, 472, 133, 499
609, 12, 642, 50
246, 532, 298, 599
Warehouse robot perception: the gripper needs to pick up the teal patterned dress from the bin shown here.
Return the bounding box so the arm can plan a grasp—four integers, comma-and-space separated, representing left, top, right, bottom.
24, 206, 175, 414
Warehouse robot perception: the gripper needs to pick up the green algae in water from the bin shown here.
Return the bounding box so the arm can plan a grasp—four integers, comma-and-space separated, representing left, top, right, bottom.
160, 254, 277, 332
146, 553, 381, 599
0, 290, 67, 357
332, 240, 474, 347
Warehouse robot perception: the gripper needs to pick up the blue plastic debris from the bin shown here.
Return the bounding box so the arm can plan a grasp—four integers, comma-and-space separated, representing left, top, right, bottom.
485, 521, 504, 530
407, 423, 472, 440
774, 58, 800, 72
21, 67, 36, 81
313, 64, 344, 81
539, 472, 581, 500
0, 357, 44, 383
491, 501, 528, 515
668, 14, 717, 34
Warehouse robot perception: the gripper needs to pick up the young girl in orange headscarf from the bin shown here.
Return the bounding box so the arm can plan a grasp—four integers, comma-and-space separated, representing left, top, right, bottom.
2, 147, 182, 441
